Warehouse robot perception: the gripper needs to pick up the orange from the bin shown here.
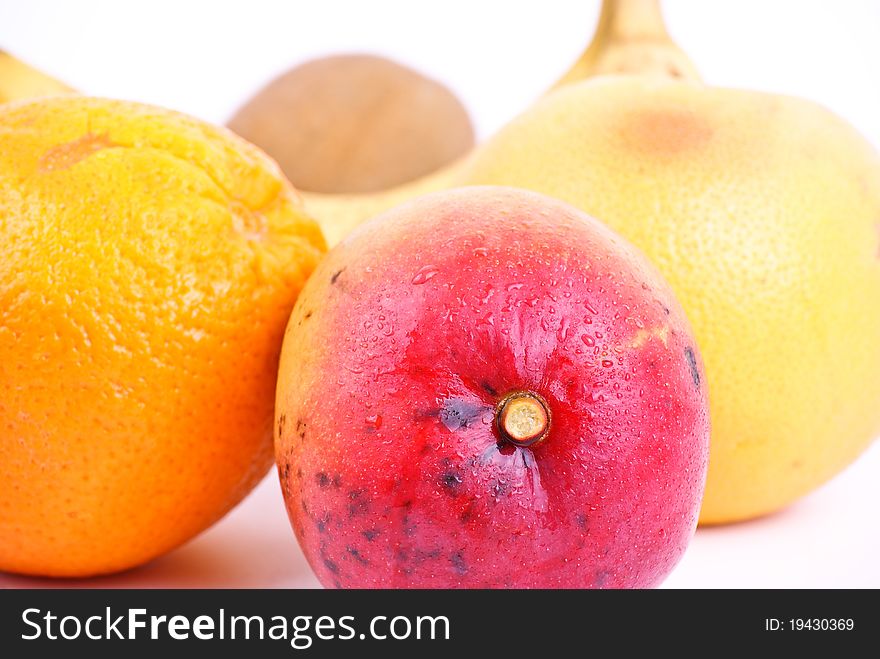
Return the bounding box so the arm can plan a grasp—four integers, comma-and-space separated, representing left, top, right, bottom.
0, 96, 325, 577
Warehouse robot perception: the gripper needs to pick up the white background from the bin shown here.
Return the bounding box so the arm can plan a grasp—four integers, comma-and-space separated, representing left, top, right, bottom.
0, 0, 878, 588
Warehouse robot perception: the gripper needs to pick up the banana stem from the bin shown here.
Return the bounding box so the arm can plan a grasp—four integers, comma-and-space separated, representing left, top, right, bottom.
552, 0, 700, 89
594, 0, 671, 42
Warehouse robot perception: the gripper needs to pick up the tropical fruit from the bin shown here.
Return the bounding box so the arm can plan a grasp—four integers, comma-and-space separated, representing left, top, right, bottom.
228, 54, 474, 194
275, 187, 709, 587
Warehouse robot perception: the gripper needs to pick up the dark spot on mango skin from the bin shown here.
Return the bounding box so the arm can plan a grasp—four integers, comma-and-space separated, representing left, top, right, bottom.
459, 502, 475, 522
323, 557, 340, 575
594, 570, 610, 588
316, 472, 330, 489
411, 548, 442, 565
295, 419, 306, 441
495, 441, 516, 456
361, 528, 380, 542
450, 551, 468, 576
480, 381, 498, 397
277, 414, 286, 439
439, 397, 488, 431
576, 513, 589, 530
438, 457, 464, 496
316, 513, 331, 534
330, 268, 345, 285
684, 346, 700, 388
304, 310, 313, 320
441, 471, 463, 493
348, 489, 370, 517
346, 546, 369, 565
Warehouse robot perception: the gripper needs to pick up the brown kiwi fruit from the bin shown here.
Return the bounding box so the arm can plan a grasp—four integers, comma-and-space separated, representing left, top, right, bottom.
228, 54, 475, 194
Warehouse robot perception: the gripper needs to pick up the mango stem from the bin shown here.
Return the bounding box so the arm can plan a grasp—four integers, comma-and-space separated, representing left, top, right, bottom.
497, 391, 551, 448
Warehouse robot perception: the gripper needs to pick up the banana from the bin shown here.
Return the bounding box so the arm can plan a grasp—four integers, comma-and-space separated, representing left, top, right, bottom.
302, 156, 468, 246
0, 50, 73, 104
552, 0, 697, 88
